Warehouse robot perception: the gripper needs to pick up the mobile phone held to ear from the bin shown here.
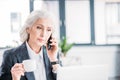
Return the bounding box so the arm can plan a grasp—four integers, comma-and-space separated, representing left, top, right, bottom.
47, 35, 52, 50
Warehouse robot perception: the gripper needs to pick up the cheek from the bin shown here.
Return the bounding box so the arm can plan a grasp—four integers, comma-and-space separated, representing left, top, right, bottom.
29, 31, 38, 39
45, 35, 51, 41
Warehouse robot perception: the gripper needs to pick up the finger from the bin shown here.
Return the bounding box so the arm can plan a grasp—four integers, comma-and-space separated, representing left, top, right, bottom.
51, 38, 57, 41
14, 70, 24, 76
21, 71, 25, 76
11, 67, 25, 75
50, 40, 58, 45
13, 63, 23, 68
21, 63, 25, 70
50, 37, 57, 41
50, 43, 57, 46
11, 63, 25, 73
11, 68, 25, 77
13, 64, 24, 70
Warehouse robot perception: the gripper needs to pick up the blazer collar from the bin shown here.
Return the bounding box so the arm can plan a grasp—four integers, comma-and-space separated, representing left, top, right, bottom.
17, 42, 35, 80
18, 43, 51, 80
43, 46, 52, 80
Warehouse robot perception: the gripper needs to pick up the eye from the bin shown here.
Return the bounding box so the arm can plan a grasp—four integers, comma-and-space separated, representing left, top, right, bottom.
47, 28, 52, 31
36, 26, 42, 29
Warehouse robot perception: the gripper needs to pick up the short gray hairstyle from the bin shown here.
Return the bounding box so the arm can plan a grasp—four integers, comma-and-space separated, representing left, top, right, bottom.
20, 10, 56, 43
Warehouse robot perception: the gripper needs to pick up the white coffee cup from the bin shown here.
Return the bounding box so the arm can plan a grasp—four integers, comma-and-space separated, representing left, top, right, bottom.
22, 59, 36, 72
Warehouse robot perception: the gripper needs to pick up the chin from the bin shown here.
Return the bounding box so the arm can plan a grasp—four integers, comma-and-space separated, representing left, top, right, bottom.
37, 42, 44, 47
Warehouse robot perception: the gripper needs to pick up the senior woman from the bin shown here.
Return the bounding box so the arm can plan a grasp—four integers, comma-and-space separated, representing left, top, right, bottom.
0, 10, 60, 80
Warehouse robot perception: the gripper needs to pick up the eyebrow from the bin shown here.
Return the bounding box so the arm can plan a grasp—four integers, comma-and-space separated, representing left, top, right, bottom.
36, 24, 52, 28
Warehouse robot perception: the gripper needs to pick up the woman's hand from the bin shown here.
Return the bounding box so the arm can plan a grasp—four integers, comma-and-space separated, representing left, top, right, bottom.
11, 63, 25, 80
46, 37, 58, 61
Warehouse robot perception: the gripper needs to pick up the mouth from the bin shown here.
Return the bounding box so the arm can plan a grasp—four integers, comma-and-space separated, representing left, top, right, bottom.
38, 38, 44, 42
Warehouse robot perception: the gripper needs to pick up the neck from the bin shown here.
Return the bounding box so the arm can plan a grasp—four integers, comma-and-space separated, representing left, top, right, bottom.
27, 41, 42, 54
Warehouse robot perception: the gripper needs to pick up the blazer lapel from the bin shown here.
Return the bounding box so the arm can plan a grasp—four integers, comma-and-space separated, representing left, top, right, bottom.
43, 46, 52, 80
16, 42, 35, 80
25, 72, 35, 80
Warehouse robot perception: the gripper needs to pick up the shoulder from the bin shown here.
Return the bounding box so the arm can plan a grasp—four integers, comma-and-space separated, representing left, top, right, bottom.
3, 42, 26, 58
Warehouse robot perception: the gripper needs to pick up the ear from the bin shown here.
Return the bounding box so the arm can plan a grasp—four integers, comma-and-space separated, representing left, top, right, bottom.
26, 27, 31, 33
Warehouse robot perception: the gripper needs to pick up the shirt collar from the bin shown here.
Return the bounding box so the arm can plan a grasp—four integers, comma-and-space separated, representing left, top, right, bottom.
25, 41, 43, 59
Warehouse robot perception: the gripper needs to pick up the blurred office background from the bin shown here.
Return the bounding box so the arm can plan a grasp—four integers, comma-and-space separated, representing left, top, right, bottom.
0, 0, 120, 80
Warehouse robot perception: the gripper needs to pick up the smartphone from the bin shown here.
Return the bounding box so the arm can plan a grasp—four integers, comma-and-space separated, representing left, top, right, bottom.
47, 35, 52, 50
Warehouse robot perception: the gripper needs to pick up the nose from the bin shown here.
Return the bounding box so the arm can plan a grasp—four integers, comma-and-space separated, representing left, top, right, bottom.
40, 30, 46, 37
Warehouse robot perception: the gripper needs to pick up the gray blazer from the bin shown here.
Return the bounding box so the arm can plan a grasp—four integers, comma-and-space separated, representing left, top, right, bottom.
0, 42, 56, 80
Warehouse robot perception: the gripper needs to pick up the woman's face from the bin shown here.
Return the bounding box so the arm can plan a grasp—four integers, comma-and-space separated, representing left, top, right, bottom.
27, 18, 53, 47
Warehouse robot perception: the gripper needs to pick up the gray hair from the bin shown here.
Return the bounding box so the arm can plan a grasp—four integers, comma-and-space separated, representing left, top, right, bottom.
20, 10, 56, 43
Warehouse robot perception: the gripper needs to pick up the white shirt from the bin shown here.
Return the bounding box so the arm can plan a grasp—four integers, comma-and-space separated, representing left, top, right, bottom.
26, 42, 47, 80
